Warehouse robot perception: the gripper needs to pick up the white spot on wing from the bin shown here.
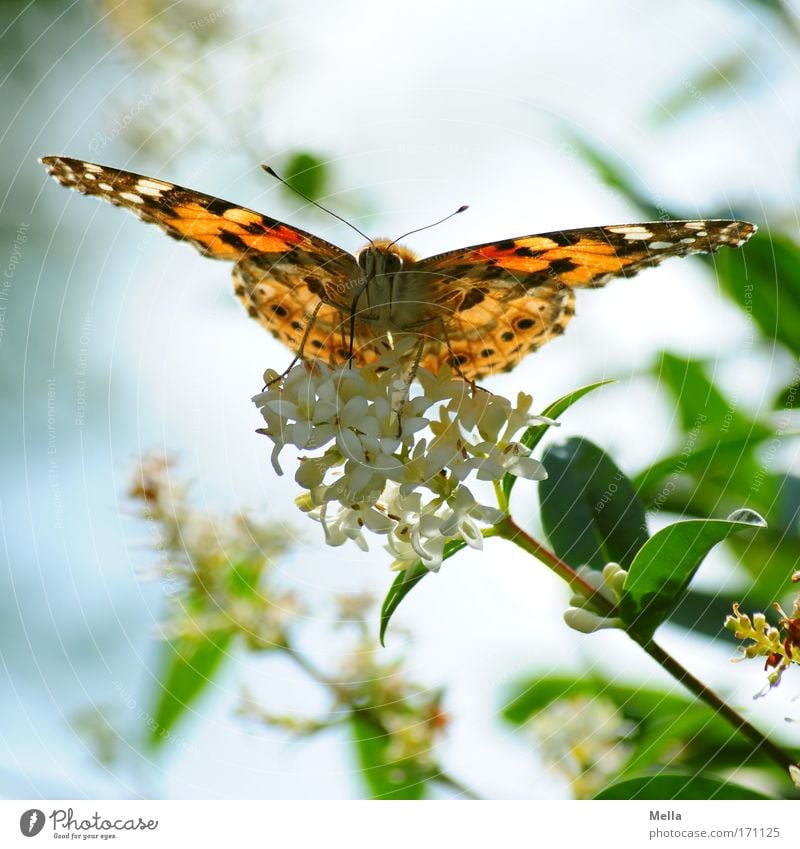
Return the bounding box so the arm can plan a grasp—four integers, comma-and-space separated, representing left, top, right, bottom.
648, 241, 673, 250
119, 191, 144, 204
98, 182, 113, 191
82, 163, 103, 173
608, 225, 653, 239
135, 178, 172, 197
137, 178, 172, 191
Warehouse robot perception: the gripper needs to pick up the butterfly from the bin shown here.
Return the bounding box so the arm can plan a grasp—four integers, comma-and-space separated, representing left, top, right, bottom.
41, 156, 756, 381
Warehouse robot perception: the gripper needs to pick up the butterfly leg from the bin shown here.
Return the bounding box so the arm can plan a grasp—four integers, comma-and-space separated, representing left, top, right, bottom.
263, 301, 324, 388
347, 280, 370, 367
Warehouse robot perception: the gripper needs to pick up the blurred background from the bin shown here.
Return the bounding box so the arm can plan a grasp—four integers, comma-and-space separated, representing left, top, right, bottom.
2, 0, 800, 799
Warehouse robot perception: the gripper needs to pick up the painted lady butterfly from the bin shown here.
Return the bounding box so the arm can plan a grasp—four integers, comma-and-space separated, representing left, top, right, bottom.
41, 156, 756, 380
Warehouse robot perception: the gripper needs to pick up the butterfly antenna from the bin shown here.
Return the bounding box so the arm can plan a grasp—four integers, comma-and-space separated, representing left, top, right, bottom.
261, 164, 373, 245
387, 205, 469, 250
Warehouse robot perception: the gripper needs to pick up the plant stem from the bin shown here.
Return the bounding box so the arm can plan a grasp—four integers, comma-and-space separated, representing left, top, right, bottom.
493, 480, 509, 513
494, 514, 614, 611
638, 637, 795, 773
494, 519, 797, 776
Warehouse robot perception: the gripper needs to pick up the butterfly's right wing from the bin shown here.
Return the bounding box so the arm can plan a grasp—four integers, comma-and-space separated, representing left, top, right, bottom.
410, 219, 756, 379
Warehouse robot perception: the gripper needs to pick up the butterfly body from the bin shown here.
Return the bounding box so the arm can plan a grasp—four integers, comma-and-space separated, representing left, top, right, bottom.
41, 155, 757, 380
350, 241, 435, 332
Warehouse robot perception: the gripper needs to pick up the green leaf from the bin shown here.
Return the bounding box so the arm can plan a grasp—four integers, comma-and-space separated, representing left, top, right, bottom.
282, 151, 329, 202
742, 0, 800, 40
503, 674, 796, 780
620, 510, 767, 638
539, 437, 649, 570
350, 712, 427, 799
634, 436, 768, 505
148, 631, 234, 748
594, 774, 771, 800
728, 531, 800, 603
653, 352, 769, 440
502, 379, 615, 500
503, 676, 695, 727
379, 540, 466, 646
716, 231, 800, 358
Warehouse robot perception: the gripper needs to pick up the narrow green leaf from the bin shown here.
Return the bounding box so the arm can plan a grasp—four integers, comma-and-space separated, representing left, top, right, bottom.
620, 511, 767, 638
350, 712, 427, 799
594, 774, 771, 800
650, 54, 758, 126
379, 540, 467, 645
502, 379, 615, 500
560, 133, 676, 221
539, 437, 649, 570
148, 631, 234, 748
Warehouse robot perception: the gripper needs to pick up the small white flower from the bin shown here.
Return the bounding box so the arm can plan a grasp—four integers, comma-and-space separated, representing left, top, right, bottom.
563, 563, 627, 633
253, 342, 556, 571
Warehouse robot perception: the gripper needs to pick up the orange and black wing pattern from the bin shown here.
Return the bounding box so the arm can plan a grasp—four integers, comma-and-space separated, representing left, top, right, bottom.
41, 156, 363, 360
411, 220, 756, 379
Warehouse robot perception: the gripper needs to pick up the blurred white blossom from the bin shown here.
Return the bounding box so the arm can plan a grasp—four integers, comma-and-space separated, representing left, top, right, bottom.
527, 695, 633, 799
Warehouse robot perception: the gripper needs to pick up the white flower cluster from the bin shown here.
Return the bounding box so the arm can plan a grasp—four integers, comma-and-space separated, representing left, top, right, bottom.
252, 344, 552, 572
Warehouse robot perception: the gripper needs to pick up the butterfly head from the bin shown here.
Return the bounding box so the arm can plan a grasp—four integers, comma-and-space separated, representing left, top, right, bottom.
356, 240, 418, 278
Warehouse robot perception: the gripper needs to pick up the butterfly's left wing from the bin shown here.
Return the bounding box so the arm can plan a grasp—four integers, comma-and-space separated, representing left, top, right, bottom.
41, 155, 370, 363
410, 220, 756, 379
